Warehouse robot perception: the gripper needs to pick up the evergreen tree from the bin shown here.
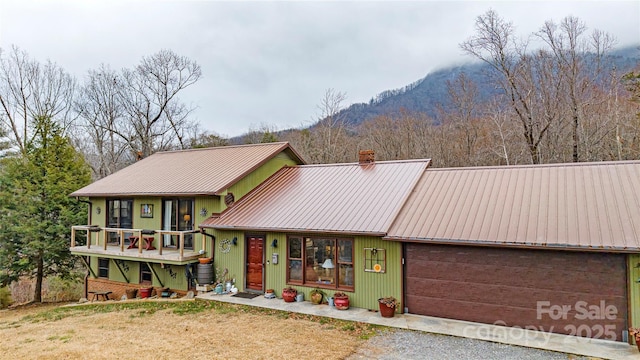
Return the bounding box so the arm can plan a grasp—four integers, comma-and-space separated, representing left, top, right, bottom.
0, 117, 91, 302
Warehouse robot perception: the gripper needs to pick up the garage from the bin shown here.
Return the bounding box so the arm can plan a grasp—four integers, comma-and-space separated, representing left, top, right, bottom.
404, 243, 628, 341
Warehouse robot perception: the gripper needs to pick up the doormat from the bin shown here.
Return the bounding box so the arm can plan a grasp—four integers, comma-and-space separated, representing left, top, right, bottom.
232, 292, 260, 299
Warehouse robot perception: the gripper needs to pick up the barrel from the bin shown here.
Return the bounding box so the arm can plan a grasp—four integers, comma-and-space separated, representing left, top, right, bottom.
197, 263, 214, 284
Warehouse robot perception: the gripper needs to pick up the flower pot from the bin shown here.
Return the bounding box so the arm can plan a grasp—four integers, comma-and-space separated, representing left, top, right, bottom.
334, 294, 349, 310
139, 287, 152, 299
310, 292, 323, 305
378, 301, 396, 318
635, 335, 640, 352
199, 257, 211, 264
125, 288, 137, 299
282, 288, 297, 302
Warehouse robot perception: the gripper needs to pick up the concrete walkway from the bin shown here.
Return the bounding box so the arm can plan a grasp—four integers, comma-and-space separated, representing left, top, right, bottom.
197, 292, 638, 360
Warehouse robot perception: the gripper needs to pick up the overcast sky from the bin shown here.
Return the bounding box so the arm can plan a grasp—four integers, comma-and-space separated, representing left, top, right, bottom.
1, 1, 639, 137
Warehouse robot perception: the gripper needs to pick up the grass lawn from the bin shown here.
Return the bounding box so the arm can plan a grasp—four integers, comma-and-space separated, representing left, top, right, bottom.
0, 299, 382, 359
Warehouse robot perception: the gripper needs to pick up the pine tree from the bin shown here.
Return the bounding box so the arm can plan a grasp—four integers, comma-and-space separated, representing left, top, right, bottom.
0, 117, 91, 302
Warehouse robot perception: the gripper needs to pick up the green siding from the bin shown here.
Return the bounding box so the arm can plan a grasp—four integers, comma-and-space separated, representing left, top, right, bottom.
211, 230, 246, 287
223, 153, 299, 211
216, 231, 403, 311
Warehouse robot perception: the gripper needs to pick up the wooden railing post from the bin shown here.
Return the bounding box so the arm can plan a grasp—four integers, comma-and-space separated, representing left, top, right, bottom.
179, 233, 184, 260
158, 230, 163, 256
71, 227, 76, 248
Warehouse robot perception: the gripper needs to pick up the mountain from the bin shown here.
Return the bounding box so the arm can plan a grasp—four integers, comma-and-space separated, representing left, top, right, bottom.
336, 45, 640, 126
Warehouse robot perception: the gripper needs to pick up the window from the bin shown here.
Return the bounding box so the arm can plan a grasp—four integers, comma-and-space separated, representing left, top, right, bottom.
106, 198, 133, 243
98, 258, 109, 278
140, 263, 152, 284
162, 198, 194, 249
287, 236, 354, 290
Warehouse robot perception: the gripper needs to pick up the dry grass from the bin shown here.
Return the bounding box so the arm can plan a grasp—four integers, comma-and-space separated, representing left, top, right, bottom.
0, 300, 381, 359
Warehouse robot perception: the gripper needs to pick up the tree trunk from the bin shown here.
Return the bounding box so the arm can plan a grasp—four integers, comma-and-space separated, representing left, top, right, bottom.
34, 250, 44, 303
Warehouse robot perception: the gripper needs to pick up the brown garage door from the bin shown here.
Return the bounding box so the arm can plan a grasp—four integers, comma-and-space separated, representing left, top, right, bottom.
405, 243, 628, 341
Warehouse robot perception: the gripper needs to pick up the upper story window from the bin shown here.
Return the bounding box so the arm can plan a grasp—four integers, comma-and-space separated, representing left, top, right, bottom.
106, 199, 133, 243
287, 236, 354, 291
162, 198, 194, 249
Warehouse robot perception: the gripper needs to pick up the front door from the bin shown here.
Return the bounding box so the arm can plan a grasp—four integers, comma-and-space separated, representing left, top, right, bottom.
246, 235, 264, 292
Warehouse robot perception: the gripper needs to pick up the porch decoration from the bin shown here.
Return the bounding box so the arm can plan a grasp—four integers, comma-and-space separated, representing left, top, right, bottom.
378, 296, 397, 318
333, 292, 349, 310
629, 327, 640, 351
282, 287, 297, 302
219, 238, 232, 253
309, 288, 325, 305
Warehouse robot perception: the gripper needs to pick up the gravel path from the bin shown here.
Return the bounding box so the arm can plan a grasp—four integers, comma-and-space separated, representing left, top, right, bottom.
347, 329, 592, 360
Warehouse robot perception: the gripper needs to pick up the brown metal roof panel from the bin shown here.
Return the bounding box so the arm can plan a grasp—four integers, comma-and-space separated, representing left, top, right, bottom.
71, 142, 303, 197
386, 161, 640, 251
203, 160, 429, 234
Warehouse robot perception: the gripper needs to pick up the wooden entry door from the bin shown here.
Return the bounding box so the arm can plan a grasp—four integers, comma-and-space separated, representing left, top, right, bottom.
246, 236, 264, 292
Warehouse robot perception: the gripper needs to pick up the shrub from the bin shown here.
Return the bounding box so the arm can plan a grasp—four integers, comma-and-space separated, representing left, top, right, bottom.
0, 286, 13, 308
43, 276, 83, 302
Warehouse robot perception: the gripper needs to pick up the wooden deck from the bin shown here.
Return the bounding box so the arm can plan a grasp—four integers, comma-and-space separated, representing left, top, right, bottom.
70, 245, 200, 264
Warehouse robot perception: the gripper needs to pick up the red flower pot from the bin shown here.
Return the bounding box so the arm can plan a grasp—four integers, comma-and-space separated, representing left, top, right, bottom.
378, 301, 396, 318
334, 293, 349, 310
282, 288, 297, 302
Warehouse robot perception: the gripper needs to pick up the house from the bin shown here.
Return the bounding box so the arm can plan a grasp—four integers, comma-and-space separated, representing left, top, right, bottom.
69, 142, 305, 296
70, 143, 640, 344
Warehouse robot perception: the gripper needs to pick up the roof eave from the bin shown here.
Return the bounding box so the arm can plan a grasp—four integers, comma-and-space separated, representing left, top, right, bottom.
204, 224, 385, 237
69, 192, 219, 198
382, 236, 640, 253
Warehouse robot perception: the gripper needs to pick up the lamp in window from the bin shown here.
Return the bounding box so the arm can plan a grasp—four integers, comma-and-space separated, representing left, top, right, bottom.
322, 258, 334, 277
183, 214, 191, 223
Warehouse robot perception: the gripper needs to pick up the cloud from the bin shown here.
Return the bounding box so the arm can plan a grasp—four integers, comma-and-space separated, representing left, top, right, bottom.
1, 1, 638, 137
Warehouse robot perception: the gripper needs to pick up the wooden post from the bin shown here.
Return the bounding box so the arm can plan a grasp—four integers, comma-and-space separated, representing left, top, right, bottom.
119, 229, 124, 252
179, 233, 184, 260
138, 229, 143, 254
158, 231, 163, 256
71, 227, 76, 248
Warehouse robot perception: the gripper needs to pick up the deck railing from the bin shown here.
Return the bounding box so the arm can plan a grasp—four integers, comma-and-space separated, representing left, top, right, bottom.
71, 225, 204, 261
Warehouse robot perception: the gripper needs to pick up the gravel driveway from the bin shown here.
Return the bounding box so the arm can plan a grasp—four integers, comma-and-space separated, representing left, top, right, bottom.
348, 329, 592, 360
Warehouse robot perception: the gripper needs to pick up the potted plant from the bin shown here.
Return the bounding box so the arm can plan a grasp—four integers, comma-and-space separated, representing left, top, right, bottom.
282, 287, 297, 302
309, 288, 325, 305
630, 327, 640, 351
333, 292, 349, 310
378, 296, 397, 318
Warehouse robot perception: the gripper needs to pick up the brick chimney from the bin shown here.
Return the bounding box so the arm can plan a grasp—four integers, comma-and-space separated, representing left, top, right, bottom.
359, 150, 375, 164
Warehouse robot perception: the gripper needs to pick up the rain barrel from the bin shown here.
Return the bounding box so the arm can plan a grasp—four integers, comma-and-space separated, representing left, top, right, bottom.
197, 263, 214, 284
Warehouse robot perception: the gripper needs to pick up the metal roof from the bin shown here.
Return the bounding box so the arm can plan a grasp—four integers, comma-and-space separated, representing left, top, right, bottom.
385, 161, 640, 252
71, 142, 305, 197
202, 159, 431, 235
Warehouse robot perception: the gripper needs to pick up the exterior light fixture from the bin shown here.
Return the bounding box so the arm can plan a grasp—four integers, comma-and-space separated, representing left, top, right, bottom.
271, 239, 278, 248
232, 237, 237, 246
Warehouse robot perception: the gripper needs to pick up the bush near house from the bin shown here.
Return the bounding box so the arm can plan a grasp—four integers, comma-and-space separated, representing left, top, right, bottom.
0, 286, 12, 308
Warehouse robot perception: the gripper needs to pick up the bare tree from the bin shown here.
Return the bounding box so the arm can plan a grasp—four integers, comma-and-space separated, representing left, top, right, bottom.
538, 16, 615, 162
75, 50, 202, 177
300, 89, 353, 164
461, 10, 554, 164
75, 65, 129, 178
119, 49, 202, 158
0, 46, 76, 155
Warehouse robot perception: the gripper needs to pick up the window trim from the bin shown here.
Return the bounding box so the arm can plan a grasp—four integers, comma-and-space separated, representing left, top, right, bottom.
97, 258, 109, 278
286, 235, 354, 291
140, 263, 152, 285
